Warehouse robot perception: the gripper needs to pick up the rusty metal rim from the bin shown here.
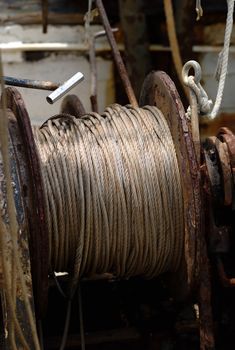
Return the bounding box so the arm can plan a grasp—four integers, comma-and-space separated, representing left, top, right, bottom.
0, 108, 39, 348
139, 71, 201, 297
215, 139, 233, 207
217, 128, 235, 168
2, 87, 49, 317
203, 136, 223, 205
218, 127, 235, 186
206, 134, 233, 207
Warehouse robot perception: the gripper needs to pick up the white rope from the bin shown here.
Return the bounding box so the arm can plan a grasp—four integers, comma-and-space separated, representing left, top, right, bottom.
211, 0, 235, 119
183, 0, 235, 120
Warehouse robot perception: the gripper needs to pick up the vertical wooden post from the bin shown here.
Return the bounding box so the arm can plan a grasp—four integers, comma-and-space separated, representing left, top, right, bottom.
118, 0, 151, 99
175, 0, 195, 64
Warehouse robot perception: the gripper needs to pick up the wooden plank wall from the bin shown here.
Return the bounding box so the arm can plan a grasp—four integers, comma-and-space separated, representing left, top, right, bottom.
0, 0, 85, 24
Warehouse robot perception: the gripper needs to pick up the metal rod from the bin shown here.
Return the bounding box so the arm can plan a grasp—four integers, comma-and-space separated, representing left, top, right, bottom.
3, 72, 84, 105
95, 0, 138, 107
3, 76, 59, 91
1, 42, 231, 54
0, 42, 170, 52
46, 72, 84, 104
89, 32, 102, 112
89, 28, 118, 112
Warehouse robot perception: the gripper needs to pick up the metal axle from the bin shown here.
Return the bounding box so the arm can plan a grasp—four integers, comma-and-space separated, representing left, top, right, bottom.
3, 72, 84, 104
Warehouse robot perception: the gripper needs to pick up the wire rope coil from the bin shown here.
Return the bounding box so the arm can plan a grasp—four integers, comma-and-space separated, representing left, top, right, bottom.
33, 104, 184, 296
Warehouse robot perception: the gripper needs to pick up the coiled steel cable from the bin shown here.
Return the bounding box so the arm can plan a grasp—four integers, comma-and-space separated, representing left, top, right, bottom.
33, 104, 184, 296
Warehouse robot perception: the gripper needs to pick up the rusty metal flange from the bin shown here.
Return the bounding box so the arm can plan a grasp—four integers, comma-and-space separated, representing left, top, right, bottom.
218, 127, 235, 191
0, 108, 38, 347
215, 139, 233, 207
204, 136, 233, 207
205, 131, 234, 208
139, 71, 201, 297
203, 136, 223, 206
1, 87, 49, 317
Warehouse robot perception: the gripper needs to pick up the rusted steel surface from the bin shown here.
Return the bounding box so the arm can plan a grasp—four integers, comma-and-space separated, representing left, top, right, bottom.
215, 140, 233, 207
3, 76, 59, 91
2, 87, 49, 318
218, 127, 235, 189
203, 132, 235, 285
205, 134, 233, 207
202, 153, 230, 308
198, 233, 215, 350
203, 137, 223, 205
60, 94, 86, 117
200, 160, 218, 350
139, 71, 200, 297
205, 129, 235, 208
118, 0, 151, 98
0, 108, 36, 348
200, 113, 235, 141
202, 153, 229, 252
201, 126, 235, 347
139, 71, 215, 348
95, 0, 138, 107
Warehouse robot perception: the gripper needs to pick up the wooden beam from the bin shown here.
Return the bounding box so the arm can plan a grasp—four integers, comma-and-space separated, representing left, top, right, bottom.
0, 12, 87, 25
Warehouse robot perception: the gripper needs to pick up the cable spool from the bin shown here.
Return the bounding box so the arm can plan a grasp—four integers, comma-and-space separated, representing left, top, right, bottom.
0, 71, 200, 322
33, 103, 184, 297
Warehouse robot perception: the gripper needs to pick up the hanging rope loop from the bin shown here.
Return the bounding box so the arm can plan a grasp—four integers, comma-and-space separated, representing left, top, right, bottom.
184, 0, 235, 121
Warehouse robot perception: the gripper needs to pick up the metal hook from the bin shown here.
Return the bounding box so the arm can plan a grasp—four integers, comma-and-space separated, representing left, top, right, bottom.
182, 60, 213, 118
182, 60, 202, 86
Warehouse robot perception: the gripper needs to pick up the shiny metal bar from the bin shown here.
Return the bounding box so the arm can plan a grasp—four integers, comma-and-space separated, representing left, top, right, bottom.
46, 72, 84, 104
